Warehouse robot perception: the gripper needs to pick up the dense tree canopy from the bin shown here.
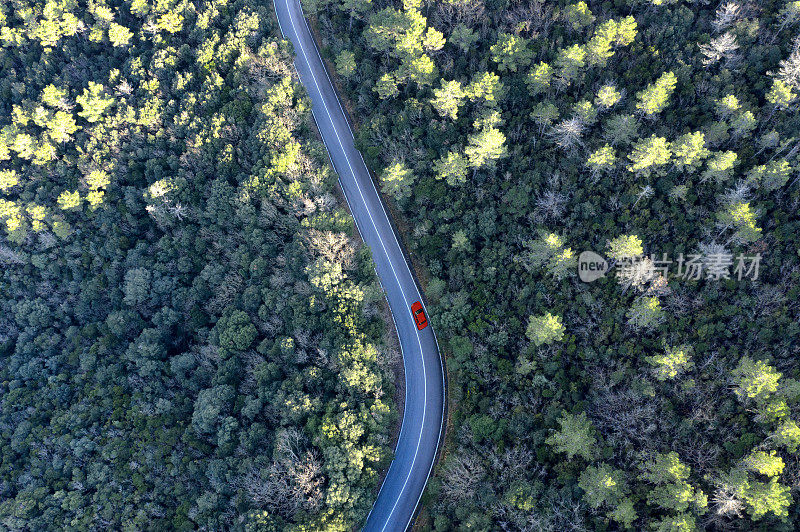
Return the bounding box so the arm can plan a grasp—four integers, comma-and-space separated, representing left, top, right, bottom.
0, 0, 396, 529
310, 0, 800, 528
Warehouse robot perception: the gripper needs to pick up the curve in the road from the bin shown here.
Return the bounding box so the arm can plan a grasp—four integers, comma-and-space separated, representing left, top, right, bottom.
271, 1, 446, 531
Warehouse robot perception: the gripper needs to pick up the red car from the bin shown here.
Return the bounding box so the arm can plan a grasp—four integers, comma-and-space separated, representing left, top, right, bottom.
411, 301, 428, 330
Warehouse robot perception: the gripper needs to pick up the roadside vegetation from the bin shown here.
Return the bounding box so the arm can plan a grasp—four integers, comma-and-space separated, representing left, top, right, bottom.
311, 0, 800, 528
0, 0, 396, 529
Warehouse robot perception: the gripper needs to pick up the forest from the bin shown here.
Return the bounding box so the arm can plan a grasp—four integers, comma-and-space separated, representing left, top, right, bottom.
307, 0, 800, 529
0, 0, 398, 529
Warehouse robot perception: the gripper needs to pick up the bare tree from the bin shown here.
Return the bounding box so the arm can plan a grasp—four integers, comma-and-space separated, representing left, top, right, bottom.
243, 428, 323, 519
440, 451, 485, 504
712, 2, 742, 33
588, 366, 668, 460
306, 229, 355, 269
535, 189, 568, 221
775, 48, 800, 89
700, 32, 741, 67
710, 484, 745, 520
548, 117, 586, 150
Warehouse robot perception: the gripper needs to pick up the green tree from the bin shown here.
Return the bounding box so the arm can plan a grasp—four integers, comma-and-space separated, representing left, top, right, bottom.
766, 79, 796, 110
123, 267, 152, 306
743, 450, 785, 478
627, 296, 664, 330
490, 33, 532, 72
449, 23, 478, 53
57, 190, 82, 210
732, 357, 781, 403
192, 385, 235, 434
671, 132, 709, 171
587, 144, 617, 174
730, 110, 757, 138
579, 463, 639, 526
108, 22, 133, 46
546, 411, 597, 461
772, 419, 800, 452
340, 0, 372, 26
603, 113, 638, 146
76, 82, 114, 123
627, 135, 672, 176
526, 312, 565, 346
701, 151, 738, 183
717, 201, 762, 244
405, 54, 437, 86
528, 62, 553, 95
715, 94, 741, 118
0, 170, 18, 191
554, 44, 586, 83
335, 50, 357, 78
380, 160, 415, 200
521, 232, 577, 280
374, 73, 399, 99
47, 111, 80, 143
595, 84, 622, 108
431, 80, 465, 120
608, 234, 644, 260
530, 101, 559, 134
612, 16, 638, 46
466, 72, 505, 106
745, 479, 792, 520
217, 310, 258, 352
747, 160, 792, 191
580, 464, 628, 509
636, 71, 677, 116
365, 7, 425, 58
648, 345, 693, 381
586, 21, 619, 67
642, 452, 707, 514
643, 452, 691, 485
718, 468, 792, 521
465, 127, 507, 169
563, 1, 594, 30
433, 151, 469, 186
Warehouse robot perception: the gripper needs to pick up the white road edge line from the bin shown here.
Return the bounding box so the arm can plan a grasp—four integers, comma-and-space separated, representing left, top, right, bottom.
294, 12, 447, 532
299, 26, 448, 530
274, 1, 434, 530
274, 2, 446, 529
293, 14, 446, 532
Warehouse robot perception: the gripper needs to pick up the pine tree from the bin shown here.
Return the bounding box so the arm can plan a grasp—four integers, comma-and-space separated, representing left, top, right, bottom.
465, 127, 507, 169
528, 62, 553, 95
627, 135, 672, 176
732, 357, 781, 403
595, 84, 622, 108
433, 151, 469, 186
545, 411, 597, 461
379, 161, 415, 200
608, 234, 644, 260
490, 33, 532, 72
672, 132, 709, 171
627, 296, 664, 330
587, 144, 617, 175
526, 312, 565, 346
431, 80, 465, 120
335, 51, 357, 78
648, 345, 693, 381
636, 71, 677, 116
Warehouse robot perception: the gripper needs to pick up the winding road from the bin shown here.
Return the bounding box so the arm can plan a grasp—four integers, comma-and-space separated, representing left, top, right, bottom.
272, 0, 446, 530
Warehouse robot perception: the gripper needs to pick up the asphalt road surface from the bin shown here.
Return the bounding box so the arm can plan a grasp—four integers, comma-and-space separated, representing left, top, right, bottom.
272, 1, 446, 530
